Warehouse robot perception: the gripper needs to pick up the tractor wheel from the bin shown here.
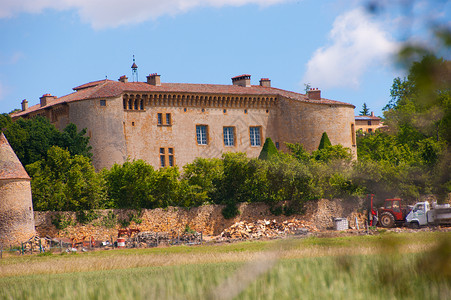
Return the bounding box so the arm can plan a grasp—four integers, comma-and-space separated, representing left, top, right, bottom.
379, 212, 395, 228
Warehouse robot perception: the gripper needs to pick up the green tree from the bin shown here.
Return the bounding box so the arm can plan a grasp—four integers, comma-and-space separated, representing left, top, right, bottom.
265, 155, 315, 213
214, 152, 251, 205
57, 123, 92, 158
0, 113, 12, 130
181, 157, 223, 206
103, 160, 183, 209
26, 146, 106, 211
103, 160, 156, 209
384, 56, 450, 143
357, 132, 415, 165
382, 56, 450, 199
286, 143, 311, 162
359, 103, 370, 116
213, 153, 256, 218
3, 116, 92, 166
318, 132, 332, 150
313, 144, 352, 163
4, 116, 60, 166
150, 167, 181, 208
258, 137, 278, 160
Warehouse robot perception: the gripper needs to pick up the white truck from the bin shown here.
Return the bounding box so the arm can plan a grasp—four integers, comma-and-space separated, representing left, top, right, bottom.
405, 201, 451, 228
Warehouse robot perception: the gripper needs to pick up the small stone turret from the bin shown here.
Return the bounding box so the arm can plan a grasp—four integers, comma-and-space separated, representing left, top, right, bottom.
0, 133, 35, 246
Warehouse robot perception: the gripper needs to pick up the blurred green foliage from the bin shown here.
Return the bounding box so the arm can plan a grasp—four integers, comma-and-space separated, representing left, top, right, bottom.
357, 55, 450, 201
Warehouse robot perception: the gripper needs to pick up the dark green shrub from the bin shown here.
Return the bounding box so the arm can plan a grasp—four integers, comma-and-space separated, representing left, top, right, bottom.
258, 137, 278, 160
222, 203, 240, 219
118, 218, 131, 228
101, 211, 117, 228
51, 214, 73, 230
129, 213, 142, 225
184, 224, 196, 234
318, 132, 332, 150
76, 210, 99, 224
270, 205, 283, 216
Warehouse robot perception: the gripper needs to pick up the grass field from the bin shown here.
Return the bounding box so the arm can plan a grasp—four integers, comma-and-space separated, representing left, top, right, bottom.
1, 232, 450, 299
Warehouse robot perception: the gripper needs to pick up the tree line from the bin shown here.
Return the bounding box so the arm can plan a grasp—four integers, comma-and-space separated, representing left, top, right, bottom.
1, 55, 449, 217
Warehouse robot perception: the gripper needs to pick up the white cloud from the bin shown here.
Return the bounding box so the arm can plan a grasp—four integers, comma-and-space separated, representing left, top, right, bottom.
0, 0, 292, 29
302, 8, 399, 90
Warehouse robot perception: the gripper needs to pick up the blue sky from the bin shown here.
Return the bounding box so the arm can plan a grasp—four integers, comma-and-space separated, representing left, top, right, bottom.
0, 0, 450, 116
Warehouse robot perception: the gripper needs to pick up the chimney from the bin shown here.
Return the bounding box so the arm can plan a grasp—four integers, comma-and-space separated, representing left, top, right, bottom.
259, 78, 271, 87
232, 74, 251, 87
147, 73, 161, 86
371, 111, 375, 117
307, 88, 321, 100
21, 99, 28, 111
118, 75, 128, 83
40, 94, 56, 107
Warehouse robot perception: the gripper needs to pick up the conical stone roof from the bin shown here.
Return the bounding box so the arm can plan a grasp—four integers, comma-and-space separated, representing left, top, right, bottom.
0, 132, 30, 180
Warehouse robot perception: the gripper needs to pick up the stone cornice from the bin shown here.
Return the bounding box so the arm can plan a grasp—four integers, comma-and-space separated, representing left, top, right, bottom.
122, 92, 278, 110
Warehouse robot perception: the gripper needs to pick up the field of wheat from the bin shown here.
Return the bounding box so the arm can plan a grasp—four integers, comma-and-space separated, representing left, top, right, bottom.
1, 232, 450, 300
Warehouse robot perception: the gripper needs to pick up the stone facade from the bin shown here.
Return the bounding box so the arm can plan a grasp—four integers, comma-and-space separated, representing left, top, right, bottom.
12, 74, 356, 170
0, 133, 35, 246
355, 112, 386, 133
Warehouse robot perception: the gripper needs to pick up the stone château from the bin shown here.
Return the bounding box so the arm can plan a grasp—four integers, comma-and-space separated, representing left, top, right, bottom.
12, 73, 356, 170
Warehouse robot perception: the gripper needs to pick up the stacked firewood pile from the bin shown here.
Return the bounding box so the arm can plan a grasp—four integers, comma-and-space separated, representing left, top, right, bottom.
135, 231, 203, 247
218, 219, 316, 240
18, 235, 53, 253
176, 232, 202, 244
135, 231, 170, 247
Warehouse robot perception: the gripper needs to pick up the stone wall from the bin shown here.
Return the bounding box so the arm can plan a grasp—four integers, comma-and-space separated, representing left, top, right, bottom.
34, 199, 366, 241
0, 179, 35, 246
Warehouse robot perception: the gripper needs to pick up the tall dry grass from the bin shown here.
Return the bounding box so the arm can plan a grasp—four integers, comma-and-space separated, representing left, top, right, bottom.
0, 232, 449, 300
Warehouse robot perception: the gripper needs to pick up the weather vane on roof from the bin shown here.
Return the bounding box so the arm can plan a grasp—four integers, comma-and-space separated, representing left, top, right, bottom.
131, 55, 138, 82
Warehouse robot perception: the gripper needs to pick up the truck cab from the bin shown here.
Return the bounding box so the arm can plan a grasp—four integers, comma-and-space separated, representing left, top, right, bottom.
406, 201, 430, 227
406, 201, 451, 227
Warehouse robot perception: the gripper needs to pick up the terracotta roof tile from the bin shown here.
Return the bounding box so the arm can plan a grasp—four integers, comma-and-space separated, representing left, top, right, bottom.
231, 74, 251, 79
0, 133, 30, 180
355, 115, 381, 120
11, 79, 355, 118
73, 79, 113, 91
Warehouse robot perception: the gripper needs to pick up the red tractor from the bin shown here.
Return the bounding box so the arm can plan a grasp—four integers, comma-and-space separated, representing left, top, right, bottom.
368, 194, 411, 228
